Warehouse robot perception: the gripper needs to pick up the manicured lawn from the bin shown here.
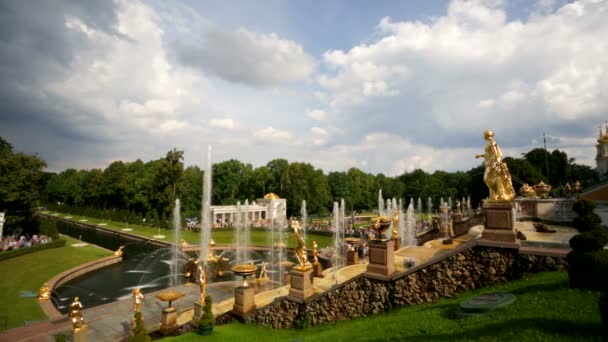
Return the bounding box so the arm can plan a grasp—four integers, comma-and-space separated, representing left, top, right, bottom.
41, 212, 336, 249
0, 235, 112, 331
161, 271, 602, 341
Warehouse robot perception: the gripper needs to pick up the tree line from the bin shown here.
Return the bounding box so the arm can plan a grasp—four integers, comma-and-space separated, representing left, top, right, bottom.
0, 135, 600, 235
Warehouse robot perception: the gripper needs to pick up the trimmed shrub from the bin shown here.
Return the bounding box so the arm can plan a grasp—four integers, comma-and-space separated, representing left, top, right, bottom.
129, 312, 151, 342
567, 249, 608, 291
199, 295, 215, 327
0, 239, 66, 262
572, 199, 602, 232
569, 228, 608, 253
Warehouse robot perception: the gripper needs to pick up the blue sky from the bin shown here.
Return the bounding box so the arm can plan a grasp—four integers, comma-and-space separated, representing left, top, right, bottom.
0, 0, 605, 175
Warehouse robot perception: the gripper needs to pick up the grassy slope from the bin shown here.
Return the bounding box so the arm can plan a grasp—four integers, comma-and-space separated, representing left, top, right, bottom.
42, 212, 335, 248
0, 235, 112, 331
162, 271, 602, 342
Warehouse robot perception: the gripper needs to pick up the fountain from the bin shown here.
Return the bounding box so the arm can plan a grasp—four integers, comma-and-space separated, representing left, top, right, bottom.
156, 199, 185, 334
404, 201, 417, 246
301, 200, 307, 245
200, 145, 212, 265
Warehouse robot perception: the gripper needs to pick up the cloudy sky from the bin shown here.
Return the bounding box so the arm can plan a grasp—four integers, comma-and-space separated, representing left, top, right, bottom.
1, 0, 607, 175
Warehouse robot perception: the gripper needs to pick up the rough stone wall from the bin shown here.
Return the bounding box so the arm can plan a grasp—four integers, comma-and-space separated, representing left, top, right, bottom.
243, 246, 567, 329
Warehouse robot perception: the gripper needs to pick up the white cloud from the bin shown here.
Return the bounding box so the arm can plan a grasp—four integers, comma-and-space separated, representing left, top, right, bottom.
253, 126, 292, 142
307, 109, 328, 121
48, 0, 205, 136
315, 0, 608, 168
176, 28, 316, 86
209, 118, 236, 129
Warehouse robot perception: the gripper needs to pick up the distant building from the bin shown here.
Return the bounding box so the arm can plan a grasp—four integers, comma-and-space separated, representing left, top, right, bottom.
596, 125, 608, 176
210, 193, 286, 228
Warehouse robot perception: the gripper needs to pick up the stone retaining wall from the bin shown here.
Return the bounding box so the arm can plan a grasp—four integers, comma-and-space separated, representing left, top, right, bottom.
243, 245, 567, 329
39, 255, 122, 320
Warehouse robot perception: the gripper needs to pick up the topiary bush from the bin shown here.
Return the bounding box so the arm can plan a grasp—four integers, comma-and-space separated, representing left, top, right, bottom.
129, 312, 151, 342
568, 249, 608, 291
198, 295, 215, 335
569, 228, 608, 253
572, 199, 602, 232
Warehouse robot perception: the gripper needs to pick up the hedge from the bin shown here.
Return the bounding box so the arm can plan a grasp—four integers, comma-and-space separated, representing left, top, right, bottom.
0, 239, 66, 262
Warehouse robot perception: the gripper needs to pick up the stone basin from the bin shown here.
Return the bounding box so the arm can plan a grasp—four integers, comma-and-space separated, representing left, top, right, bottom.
156, 290, 184, 307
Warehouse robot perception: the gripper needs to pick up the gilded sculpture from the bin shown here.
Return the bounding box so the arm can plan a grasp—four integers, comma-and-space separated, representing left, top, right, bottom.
38, 283, 51, 300
475, 131, 515, 201
69, 297, 86, 332
312, 240, 319, 264
198, 264, 207, 303
114, 246, 124, 257
291, 218, 311, 270
132, 288, 144, 313
391, 210, 399, 239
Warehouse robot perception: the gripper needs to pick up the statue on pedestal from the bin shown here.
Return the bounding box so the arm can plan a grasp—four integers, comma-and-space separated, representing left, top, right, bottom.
132, 288, 144, 313
69, 297, 86, 332
38, 283, 51, 300
291, 218, 310, 270
312, 240, 319, 264
475, 131, 515, 201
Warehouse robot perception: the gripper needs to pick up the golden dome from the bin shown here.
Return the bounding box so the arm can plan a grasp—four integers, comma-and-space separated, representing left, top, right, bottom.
264, 192, 280, 200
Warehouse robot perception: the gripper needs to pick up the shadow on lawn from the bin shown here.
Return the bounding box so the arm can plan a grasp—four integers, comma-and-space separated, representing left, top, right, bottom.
384, 318, 601, 341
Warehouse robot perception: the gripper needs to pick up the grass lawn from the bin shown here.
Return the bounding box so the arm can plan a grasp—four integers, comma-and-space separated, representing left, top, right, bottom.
161, 271, 602, 341
0, 235, 112, 332
41, 211, 336, 249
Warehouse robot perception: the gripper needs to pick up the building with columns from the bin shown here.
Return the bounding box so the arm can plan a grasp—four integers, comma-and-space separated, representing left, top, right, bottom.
596, 124, 608, 176
210, 193, 286, 228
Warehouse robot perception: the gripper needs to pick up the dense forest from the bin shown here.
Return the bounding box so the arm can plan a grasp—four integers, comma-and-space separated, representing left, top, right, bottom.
0, 135, 600, 234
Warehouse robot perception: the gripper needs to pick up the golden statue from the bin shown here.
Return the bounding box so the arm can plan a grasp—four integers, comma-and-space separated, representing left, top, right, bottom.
391, 210, 399, 239
180, 239, 188, 247
455, 200, 462, 215
69, 297, 86, 332
475, 131, 515, 201
575, 180, 582, 193
114, 246, 124, 257
38, 283, 51, 300
198, 264, 207, 303
312, 240, 319, 264
132, 288, 144, 313
291, 218, 310, 270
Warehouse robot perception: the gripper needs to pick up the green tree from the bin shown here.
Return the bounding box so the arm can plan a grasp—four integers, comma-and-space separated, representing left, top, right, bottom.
213, 159, 252, 205
267, 159, 290, 196
328, 171, 355, 209
153, 149, 184, 217
0, 136, 47, 234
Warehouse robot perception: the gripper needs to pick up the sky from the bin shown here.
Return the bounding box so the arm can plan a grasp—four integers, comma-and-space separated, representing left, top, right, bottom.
0, 0, 607, 176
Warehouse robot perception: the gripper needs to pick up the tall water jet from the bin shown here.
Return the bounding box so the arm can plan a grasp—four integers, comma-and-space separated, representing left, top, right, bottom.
171, 198, 182, 288
235, 201, 245, 265
199, 146, 212, 264
333, 201, 341, 269
378, 190, 384, 217
301, 200, 307, 244
427, 197, 433, 215
448, 197, 452, 211
417, 198, 422, 214
404, 201, 417, 246
244, 199, 251, 262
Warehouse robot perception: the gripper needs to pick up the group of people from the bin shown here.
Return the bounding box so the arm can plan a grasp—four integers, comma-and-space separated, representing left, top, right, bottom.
1, 234, 52, 252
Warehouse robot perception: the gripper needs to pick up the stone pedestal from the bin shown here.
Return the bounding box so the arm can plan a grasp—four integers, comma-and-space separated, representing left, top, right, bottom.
393, 237, 401, 250
482, 201, 516, 243
159, 307, 178, 335
312, 262, 323, 278
191, 301, 203, 327
282, 271, 291, 286
72, 326, 88, 342
365, 239, 395, 277
288, 267, 314, 299
233, 286, 256, 316
347, 249, 359, 265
